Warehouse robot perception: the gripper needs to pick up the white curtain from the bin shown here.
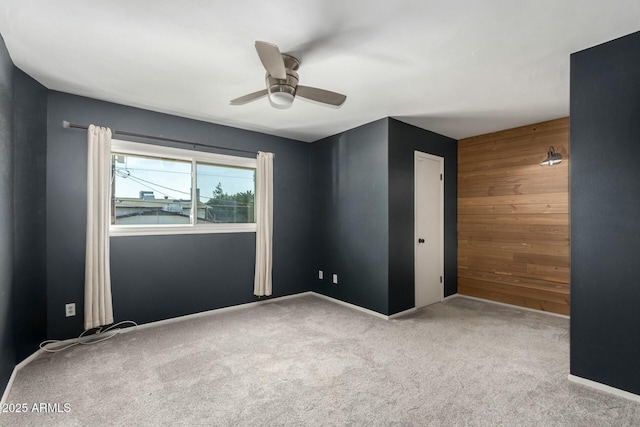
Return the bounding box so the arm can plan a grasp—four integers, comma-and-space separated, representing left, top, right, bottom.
84, 125, 114, 330
254, 151, 274, 296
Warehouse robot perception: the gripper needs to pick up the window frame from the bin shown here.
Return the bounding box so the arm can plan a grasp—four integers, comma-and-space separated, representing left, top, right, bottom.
109, 139, 257, 237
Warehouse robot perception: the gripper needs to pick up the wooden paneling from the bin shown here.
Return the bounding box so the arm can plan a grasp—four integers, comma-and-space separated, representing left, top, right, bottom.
457, 118, 570, 315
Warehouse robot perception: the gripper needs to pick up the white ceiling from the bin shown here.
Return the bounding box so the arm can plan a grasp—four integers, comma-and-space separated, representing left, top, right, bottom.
0, 1, 638, 142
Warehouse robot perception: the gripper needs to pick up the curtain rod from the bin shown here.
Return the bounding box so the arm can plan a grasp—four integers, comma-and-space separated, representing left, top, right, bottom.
62, 121, 259, 156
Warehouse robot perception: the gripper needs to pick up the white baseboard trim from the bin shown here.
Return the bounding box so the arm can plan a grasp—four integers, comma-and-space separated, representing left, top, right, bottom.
311, 293, 390, 320
388, 307, 417, 319
456, 294, 570, 319
129, 291, 314, 333
568, 374, 640, 403
1, 349, 43, 408
0, 369, 16, 407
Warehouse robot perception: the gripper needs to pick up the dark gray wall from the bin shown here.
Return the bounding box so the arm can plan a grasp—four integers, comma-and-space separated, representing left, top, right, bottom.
13, 69, 47, 361
47, 92, 311, 338
570, 31, 640, 395
0, 34, 15, 393
388, 119, 457, 314
311, 119, 390, 314
310, 118, 457, 316
0, 35, 47, 392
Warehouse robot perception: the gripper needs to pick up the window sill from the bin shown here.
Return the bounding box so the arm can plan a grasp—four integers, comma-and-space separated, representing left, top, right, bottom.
110, 223, 256, 237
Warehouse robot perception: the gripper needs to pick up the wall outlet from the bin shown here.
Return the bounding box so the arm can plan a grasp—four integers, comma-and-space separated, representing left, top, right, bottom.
318, 270, 323, 280
65, 303, 76, 317
332, 274, 338, 284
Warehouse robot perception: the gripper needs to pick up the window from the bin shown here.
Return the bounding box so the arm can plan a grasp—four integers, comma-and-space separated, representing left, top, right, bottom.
110, 139, 256, 236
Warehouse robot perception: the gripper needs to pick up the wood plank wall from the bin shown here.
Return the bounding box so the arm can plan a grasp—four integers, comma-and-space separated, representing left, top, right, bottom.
457, 118, 570, 315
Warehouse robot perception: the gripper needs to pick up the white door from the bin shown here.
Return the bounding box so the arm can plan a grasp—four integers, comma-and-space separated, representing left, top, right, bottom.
415, 151, 444, 309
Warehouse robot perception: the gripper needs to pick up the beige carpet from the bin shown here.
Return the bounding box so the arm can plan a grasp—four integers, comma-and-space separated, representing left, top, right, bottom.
2, 295, 639, 426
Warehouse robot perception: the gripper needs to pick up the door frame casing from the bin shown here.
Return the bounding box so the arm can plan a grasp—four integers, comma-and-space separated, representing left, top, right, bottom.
414, 150, 445, 308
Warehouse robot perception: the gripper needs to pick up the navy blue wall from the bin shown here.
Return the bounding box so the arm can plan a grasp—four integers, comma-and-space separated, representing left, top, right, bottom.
311, 119, 390, 314
0, 36, 47, 393
570, 31, 640, 395
0, 34, 16, 394
46, 92, 312, 338
388, 119, 457, 314
13, 69, 48, 361
310, 118, 457, 316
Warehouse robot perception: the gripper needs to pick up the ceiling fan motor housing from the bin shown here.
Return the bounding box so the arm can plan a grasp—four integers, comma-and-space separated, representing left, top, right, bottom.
265, 54, 300, 107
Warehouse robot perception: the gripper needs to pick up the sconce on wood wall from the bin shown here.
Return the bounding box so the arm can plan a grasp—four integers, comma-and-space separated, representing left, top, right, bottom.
541, 146, 562, 166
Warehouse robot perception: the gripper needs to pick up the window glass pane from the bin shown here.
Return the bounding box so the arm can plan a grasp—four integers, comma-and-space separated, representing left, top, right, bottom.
196, 163, 255, 223
111, 154, 192, 225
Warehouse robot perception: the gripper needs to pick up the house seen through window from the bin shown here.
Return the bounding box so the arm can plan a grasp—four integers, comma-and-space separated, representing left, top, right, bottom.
110, 139, 257, 235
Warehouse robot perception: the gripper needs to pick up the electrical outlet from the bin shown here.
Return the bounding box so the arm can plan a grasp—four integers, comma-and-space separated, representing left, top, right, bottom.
332, 274, 338, 284
318, 270, 323, 280
65, 303, 76, 317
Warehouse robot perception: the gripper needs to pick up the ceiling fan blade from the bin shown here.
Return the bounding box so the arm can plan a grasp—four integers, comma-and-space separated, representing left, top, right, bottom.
230, 89, 268, 105
255, 41, 287, 80
296, 85, 347, 106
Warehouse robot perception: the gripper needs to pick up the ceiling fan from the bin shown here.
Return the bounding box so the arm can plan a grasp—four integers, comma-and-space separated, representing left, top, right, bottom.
230, 41, 347, 109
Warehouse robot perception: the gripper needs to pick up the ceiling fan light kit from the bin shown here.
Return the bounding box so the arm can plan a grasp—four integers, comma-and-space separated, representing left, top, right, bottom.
266, 55, 299, 108
231, 41, 346, 109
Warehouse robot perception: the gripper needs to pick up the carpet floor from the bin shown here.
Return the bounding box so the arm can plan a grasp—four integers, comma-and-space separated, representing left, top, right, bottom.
1, 294, 639, 426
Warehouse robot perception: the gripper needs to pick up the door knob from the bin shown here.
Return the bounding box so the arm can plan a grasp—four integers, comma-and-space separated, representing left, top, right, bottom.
418, 238, 425, 244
